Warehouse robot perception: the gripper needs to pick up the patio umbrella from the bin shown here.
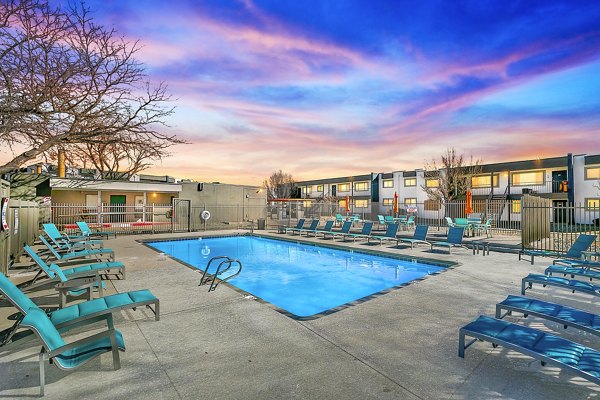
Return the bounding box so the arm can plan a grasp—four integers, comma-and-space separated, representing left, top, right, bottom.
465, 190, 473, 216
345, 195, 350, 214
393, 192, 399, 216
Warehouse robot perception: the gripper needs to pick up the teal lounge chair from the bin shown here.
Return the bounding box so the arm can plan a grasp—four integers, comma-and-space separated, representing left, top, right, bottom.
495, 295, 600, 337
445, 217, 455, 227
297, 219, 320, 236
335, 214, 344, 226
518, 234, 596, 265
545, 264, 600, 281
77, 221, 117, 239
398, 225, 430, 249
0, 272, 158, 347
19, 308, 125, 396
285, 218, 305, 234
521, 273, 600, 297
368, 223, 399, 245
310, 220, 334, 237
25, 245, 125, 284
459, 315, 600, 386
377, 215, 386, 229
323, 221, 352, 240
343, 222, 373, 242
43, 223, 104, 250
384, 215, 395, 225
40, 235, 115, 262
430, 227, 466, 254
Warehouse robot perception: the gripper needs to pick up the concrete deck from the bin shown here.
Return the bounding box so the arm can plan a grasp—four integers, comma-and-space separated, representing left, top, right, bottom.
1, 229, 599, 399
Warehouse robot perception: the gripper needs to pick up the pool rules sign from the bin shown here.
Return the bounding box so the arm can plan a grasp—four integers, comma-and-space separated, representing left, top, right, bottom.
1, 197, 8, 231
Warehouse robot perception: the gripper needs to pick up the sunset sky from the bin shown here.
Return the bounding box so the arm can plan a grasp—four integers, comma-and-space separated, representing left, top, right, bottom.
56, 1, 600, 183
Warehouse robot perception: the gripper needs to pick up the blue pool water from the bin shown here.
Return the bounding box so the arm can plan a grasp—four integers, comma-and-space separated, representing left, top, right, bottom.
148, 236, 445, 318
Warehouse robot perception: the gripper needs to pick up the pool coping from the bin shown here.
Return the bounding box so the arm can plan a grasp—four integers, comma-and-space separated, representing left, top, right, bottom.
139, 233, 459, 321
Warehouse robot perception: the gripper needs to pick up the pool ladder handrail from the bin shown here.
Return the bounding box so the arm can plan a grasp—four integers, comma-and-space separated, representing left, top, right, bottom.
199, 256, 243, 292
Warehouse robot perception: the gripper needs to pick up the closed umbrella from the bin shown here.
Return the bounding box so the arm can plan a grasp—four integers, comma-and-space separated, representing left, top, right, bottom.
465, 190, 473, 216
393, 192, 399, 216
345, 195, 350, 214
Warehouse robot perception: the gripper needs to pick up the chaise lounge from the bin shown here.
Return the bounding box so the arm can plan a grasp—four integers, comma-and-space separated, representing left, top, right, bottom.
521, 273, 600, 297
518, 234, 596, 265
40, 235, 115, 262
495, 295, 600, 337
77, 221, 117, 239
0, 272, 159, 346
368, 223, 399, 246
398, 225, 430, 249
19, 307, 125, 396
459, 315, 600, 385
430, 227, 466, 254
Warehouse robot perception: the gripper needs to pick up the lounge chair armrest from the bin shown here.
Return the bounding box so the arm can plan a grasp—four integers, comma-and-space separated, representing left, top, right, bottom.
48, 328, 119, 357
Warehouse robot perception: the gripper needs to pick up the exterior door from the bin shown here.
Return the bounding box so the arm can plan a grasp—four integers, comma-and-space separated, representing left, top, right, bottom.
109, 195, 126, 223
552, 170, 567, 193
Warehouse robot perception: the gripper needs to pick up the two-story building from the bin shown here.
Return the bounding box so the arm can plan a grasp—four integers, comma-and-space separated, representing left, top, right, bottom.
296, 153, 600, 224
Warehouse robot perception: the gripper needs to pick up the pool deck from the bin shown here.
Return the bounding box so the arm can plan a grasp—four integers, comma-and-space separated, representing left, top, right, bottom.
1, 229, 599, 399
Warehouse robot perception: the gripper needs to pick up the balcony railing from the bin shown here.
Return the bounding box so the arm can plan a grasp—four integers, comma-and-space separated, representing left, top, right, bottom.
471, 180, 568, 197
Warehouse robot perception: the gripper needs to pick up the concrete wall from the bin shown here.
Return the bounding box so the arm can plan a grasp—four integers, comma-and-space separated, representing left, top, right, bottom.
179, 182, 267, 225
179, 182, 266, 207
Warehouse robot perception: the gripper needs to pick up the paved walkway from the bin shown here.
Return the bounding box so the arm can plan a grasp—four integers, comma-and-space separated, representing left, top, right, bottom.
1, 229, 598, 399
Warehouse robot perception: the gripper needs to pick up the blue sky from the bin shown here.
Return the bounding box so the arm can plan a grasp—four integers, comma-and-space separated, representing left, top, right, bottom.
58, 0, 600, 183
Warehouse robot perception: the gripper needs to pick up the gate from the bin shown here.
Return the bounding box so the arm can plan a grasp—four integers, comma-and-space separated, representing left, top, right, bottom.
172, 199, 191, 232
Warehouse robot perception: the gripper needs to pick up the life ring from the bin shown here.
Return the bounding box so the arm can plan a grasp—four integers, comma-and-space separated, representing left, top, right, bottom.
201, 210, 211, 220
165, 210, 173, 219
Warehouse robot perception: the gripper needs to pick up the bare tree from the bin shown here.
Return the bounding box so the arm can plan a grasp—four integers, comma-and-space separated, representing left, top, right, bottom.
422, 147, 482, 202
0, 0, 183, 175
263, 170, 296, 200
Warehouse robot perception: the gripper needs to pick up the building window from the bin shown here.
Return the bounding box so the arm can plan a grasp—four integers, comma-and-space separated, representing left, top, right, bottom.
424, 199, 440, 211
586, 198, 600, 209
471, 174, 499, 188
511, 171, 544, 186
338, 199, 347, 208
404, 178, 417, 187
425, 179, 439, 188
382, 198, 393, 206
354, 181, 369, 191
303, 201, 312, 208
355, 199, 368, 208
382, 179, 394, 188
338, 183, 350, 192
301, 186, 312, 194
585, 167, 600, 180
511, 200, 521, 214
316, 185, 323, 192
404, 198, 417, 205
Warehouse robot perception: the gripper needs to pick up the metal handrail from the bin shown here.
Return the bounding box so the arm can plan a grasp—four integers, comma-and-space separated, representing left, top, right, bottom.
199, 256, 243, 292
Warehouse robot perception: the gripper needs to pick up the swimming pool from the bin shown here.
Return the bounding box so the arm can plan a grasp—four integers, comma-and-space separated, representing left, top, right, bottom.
147, 235, 448, 319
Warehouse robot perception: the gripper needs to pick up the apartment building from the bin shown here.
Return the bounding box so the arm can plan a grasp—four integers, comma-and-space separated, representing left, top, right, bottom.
296, 153, 600, 222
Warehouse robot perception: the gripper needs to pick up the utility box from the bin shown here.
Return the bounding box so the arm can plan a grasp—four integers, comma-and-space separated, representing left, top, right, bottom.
257, 218, 266, 230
